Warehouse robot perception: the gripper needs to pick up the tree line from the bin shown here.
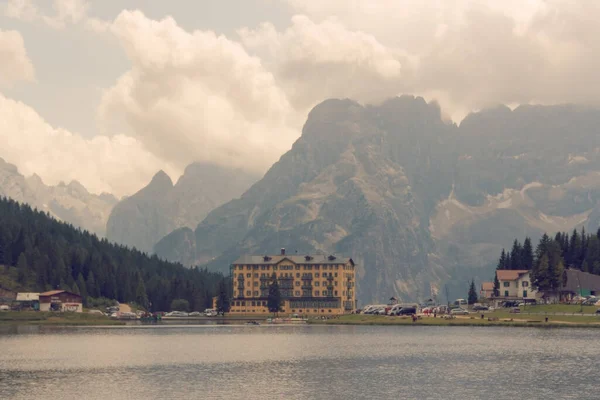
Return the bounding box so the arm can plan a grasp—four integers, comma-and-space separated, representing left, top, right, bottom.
494, 227, 600, 293
0, 197, 227, 312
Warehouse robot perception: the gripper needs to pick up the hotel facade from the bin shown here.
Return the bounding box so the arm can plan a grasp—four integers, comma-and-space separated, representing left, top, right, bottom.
229, 249, 356, 315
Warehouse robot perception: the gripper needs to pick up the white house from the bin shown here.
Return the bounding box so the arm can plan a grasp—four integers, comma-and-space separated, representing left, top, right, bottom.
496, 270, 538, 301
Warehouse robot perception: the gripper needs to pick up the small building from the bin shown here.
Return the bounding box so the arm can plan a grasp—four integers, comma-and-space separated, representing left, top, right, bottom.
495, 270, 538, 301
480, 282, 494, 299
16, 292, 40, 310
39, 290, 82, 312
555, 269, 600, 302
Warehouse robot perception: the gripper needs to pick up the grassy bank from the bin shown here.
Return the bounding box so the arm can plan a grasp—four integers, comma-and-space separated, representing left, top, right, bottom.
0, 312, 125, 326
308, 313, 600, 328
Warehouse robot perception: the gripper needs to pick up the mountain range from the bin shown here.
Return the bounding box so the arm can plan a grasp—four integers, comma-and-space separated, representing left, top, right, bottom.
153, 96, 600, 303
0, 157, 117, 236
106, 163, 258, 253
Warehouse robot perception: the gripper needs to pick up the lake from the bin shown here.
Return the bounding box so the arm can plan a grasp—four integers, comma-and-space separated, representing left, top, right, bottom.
0, 324, 598, 399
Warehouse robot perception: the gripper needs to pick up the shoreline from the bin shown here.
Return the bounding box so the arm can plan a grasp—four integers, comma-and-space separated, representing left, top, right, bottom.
307, 314, 600, 328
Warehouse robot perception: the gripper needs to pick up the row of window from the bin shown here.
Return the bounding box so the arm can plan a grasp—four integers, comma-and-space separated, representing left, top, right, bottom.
235, 290, 341, 297
503, 290, 529, 298
502, 281, 530, 288
236, 264, 347, 271
238, 272, 341, 279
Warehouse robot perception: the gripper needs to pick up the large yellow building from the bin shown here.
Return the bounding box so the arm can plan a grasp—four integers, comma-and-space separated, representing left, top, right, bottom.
229, 249, 356, 315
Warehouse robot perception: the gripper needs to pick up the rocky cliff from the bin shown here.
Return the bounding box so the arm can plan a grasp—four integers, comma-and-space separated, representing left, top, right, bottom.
106, 163, 258, 253
0, 157, 117, 236
155, 97, 600, 303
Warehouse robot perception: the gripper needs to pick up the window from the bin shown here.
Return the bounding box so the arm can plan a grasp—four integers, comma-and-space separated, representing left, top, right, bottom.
523, 290, 528, 298
247, 273, 251, 278
334, 273, 338, 277
296, 273, 300, 278
253, 291, 259, 296
251, 301, 256, 306
503, 281, 510, 287
295, 291, 300, 296
315, 291, 320, 296
335, 291, 338, 296
315, 273, 319, 278
254, 273, 258, 278
295, 281, 300, 286
323, 281, 327, 287
246, 291, 251, 296
253, 282, 258, 287
522, 281, 529, 287
315, 281, 320, 287
504, 290, 509, 297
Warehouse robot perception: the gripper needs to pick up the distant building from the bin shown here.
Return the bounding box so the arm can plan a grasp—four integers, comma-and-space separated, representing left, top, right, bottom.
16, 293, 40, 310
551, 268, 600, 302
495, 270, 538, 301
39, 290, 82, 312
230, 249, 356, 315
480, 282, 494, 299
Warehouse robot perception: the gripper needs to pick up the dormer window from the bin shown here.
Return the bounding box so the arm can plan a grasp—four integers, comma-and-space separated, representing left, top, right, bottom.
305, 255, 313, 261
328, 255, 336, 261
263, 255, 272, 262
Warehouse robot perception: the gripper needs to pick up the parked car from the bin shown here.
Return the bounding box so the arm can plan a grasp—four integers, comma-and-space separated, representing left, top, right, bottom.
88, 309, 105, 316
472, 305, 489, 311
450, 308, 469, 315
509, 307, 521, 313
397, 307, 417, 316
188, 311, 202, 317
0, 305, 10, 311
596, 309, 600, 314
166, 311, 189, 317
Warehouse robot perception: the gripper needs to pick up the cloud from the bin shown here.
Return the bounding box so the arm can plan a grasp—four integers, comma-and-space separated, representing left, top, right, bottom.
98, 10, 301, 175
283, 0, 600, 117
0, 93, 176, 197
4, 0, 108, 31
0, 29, 35, 86
239, 15, 408, 109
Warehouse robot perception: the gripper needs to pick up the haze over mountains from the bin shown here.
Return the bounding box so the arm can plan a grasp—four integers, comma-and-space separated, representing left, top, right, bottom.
106, 163, 258, 253
151, 96, 600, 303
0, 157, 117, 236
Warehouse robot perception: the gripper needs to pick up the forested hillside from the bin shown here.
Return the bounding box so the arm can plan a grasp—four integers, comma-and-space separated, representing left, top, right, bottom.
0, 197, 224, 311
495, 227, 600, 292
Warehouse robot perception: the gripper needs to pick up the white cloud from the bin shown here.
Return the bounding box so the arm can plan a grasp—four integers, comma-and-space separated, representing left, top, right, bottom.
0, 93, 176, 197
4, 0, 108, 31
239, 15, 408, 109
0, 29, 35, 86
98, 10, 301, 175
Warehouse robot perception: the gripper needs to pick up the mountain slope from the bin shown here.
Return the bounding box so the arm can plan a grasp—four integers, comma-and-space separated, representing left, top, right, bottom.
156, 97, 600, 303
0, 157, 117, 236
106, 163, 258, 253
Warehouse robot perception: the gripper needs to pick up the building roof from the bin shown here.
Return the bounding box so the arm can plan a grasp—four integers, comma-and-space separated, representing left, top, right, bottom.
496, 270, 529, 281
563, 269, 600, 293
39, 290, 82, 298
232, 254, 353, 266
16, 293, 39, 301
481, 282, 494, 291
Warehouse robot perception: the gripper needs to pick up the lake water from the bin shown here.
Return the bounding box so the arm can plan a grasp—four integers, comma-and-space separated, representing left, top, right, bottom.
0, 324, 599, 399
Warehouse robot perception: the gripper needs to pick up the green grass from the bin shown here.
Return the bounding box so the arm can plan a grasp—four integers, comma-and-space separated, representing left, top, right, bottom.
516, 304, 598, 314
0, 311, 125, 325
309, 313, 600, 328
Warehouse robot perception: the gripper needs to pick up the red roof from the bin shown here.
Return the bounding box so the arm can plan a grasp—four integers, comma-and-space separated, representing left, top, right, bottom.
481, 282, 494, 290
39, 290, 81, 298
496, 270, 529, 281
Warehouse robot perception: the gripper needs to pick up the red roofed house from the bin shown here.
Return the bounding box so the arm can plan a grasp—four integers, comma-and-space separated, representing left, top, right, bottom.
480, 282, 494, 299
495, 270, 539, 301
39, 290, 82, 312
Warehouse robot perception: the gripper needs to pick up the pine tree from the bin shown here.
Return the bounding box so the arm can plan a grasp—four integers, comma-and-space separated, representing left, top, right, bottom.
135, 274, 149, 309
510, 240, 523, 270
497, 250, 507, 270
522, 237, 534, 269
493, 274, 500, 297
76, 273, 88, 299
267, 274, 282, 315
216, 279, 230, 315
16, 252, 28, 284
86, 271, 97, 298
531, 253, 550, 291
72, 281, 81, 296
467, 279, 478, 305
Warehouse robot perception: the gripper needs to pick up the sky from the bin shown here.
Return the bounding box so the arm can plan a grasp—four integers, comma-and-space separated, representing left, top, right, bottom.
1, 0, 599, 197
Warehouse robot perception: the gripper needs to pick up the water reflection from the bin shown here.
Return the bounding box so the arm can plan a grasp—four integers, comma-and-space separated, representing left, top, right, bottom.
0, 326, 598, 399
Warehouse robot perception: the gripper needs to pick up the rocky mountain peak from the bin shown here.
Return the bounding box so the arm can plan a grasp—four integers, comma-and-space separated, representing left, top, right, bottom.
148, 170, 174, 190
